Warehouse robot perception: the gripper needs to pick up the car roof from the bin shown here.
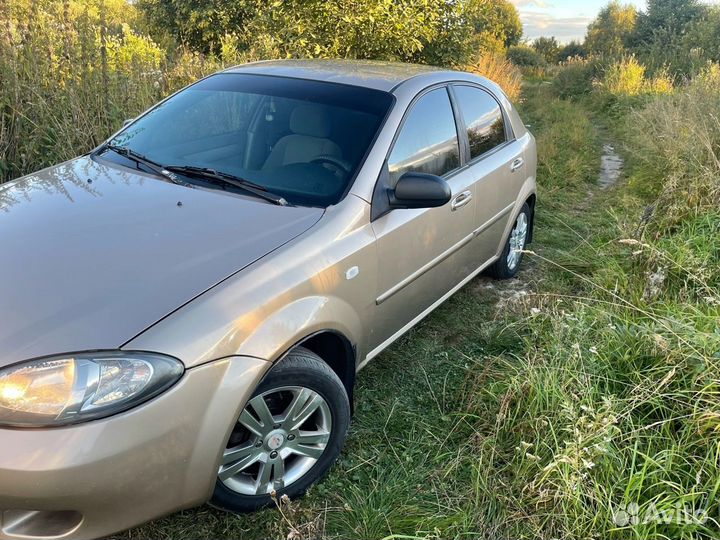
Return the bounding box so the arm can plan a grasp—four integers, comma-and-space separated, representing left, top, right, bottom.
223, 59, 468, 93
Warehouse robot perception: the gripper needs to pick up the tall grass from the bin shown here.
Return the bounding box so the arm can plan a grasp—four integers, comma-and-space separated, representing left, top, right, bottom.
0, 1, 240, 182
467, 65, 720, 538
626, 65, 720, 231
549, 55, 674, 106
465, 52, 522, 102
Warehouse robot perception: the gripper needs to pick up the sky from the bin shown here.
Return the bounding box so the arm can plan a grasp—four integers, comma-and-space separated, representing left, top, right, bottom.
511, 0, 717, 43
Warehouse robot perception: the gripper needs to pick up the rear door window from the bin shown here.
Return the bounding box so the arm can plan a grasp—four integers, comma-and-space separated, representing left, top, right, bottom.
453, 85, 507, 160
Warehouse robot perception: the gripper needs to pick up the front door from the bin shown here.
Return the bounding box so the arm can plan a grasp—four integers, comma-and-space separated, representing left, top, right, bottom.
368, 87, 477, 352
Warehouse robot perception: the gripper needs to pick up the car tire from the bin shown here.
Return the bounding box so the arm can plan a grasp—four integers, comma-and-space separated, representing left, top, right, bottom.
211, 347, 350, 513
488, 202, 531, 280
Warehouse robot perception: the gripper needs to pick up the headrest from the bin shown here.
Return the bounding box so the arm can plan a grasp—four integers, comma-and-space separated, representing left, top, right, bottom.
290, 105, 332, 138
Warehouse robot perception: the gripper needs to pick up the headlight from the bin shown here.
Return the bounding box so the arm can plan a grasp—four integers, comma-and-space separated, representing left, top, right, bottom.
0, 352, 184, 427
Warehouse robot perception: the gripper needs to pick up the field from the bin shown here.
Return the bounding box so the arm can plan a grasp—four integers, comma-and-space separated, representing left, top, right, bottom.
2, 2, 720, 539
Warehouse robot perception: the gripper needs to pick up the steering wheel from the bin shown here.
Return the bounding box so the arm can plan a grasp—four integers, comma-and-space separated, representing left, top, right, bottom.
311, 156, 353, 175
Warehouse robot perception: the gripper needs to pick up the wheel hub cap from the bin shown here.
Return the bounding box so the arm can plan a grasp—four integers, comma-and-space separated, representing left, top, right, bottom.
265, 430, 286, 451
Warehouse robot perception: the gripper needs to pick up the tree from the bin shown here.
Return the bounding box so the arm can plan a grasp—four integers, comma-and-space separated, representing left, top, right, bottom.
532, 36, 559, 63
464, 0, 522, 49
423, 0, 522, 65
558, 40, 587, 62
507, 44, 543, 67
682, 7, 720, 64
248, 0, 447, 62
631, 0, 707, 74
136, 0, 255, 54
585, 1, 637, 57
633, 0, 704, 45
137, 0, 525, 66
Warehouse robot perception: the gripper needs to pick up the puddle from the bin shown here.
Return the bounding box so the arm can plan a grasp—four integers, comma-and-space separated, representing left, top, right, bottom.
599, 143, 623, 189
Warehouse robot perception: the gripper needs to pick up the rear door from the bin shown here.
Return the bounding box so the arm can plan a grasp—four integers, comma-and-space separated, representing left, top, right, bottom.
368, 86, 477, 352
450, 84, 526, 265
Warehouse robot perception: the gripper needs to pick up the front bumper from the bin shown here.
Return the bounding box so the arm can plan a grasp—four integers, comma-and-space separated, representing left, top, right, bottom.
0, 356, 268, 540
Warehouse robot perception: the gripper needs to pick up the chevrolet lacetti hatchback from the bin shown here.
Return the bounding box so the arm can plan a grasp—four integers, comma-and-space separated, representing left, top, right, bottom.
0, 60, 536, 539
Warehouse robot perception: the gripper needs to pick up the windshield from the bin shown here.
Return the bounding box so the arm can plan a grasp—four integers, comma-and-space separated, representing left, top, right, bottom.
105, 73, 394, 207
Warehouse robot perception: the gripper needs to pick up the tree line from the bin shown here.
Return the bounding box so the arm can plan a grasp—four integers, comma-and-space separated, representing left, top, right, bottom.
135, 0, 523, 67
510, 0, 720, 77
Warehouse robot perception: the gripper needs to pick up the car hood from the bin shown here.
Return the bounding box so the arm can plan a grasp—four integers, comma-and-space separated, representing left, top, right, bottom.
0, 157, 323, 368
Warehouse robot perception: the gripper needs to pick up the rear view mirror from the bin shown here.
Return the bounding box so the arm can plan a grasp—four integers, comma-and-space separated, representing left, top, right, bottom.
388, 172, 452, 210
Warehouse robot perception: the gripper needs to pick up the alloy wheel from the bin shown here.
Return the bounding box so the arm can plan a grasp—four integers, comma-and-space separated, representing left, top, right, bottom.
219, 386, 332, 496
507, 212, 528, 271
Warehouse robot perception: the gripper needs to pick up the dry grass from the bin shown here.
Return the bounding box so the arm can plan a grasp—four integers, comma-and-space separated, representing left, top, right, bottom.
626, 64, 720, 231
464, 52, 523, 102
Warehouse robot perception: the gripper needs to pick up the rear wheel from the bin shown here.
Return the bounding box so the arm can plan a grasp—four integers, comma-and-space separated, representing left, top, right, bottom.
488, 202, 531, 280
211, 348, 350, 513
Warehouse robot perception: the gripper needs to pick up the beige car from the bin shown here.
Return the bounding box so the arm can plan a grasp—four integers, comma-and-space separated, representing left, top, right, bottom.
0, 60, 536, 540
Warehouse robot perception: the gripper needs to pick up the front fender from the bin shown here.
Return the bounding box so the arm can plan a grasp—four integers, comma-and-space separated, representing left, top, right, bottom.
228, 295, 363, 363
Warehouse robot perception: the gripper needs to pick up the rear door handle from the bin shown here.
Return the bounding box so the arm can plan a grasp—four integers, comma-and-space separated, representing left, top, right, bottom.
451, 190, 473, 211
511, 157, 525, 173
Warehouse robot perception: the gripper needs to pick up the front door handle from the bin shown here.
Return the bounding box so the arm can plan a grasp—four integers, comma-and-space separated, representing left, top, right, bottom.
511, 157, 525, 173
451, 190, 473, 211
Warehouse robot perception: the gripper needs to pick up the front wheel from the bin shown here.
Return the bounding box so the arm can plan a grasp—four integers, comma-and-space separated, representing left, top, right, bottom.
488, 202, 531, 280
211, 348, 350, 513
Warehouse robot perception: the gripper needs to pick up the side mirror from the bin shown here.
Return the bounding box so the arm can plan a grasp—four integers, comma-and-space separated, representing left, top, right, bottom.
388, 172, 452, 210
122, 118, 134, 128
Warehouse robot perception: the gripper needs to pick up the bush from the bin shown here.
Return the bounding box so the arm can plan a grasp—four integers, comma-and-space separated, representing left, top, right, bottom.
592, 56, 674, 115
598, 56, 647, 96
507, 44, 544, 67
552, 58, 597, 99
558, 40, 587, 62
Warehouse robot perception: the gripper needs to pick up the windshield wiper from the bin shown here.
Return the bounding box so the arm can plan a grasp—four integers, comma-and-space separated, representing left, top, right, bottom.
95, 144, 287, 205
164, 166, 289, 206
96, 143, 187, 186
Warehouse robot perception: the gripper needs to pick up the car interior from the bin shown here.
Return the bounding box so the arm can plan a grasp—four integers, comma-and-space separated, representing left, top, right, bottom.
111, 80, 389, 207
